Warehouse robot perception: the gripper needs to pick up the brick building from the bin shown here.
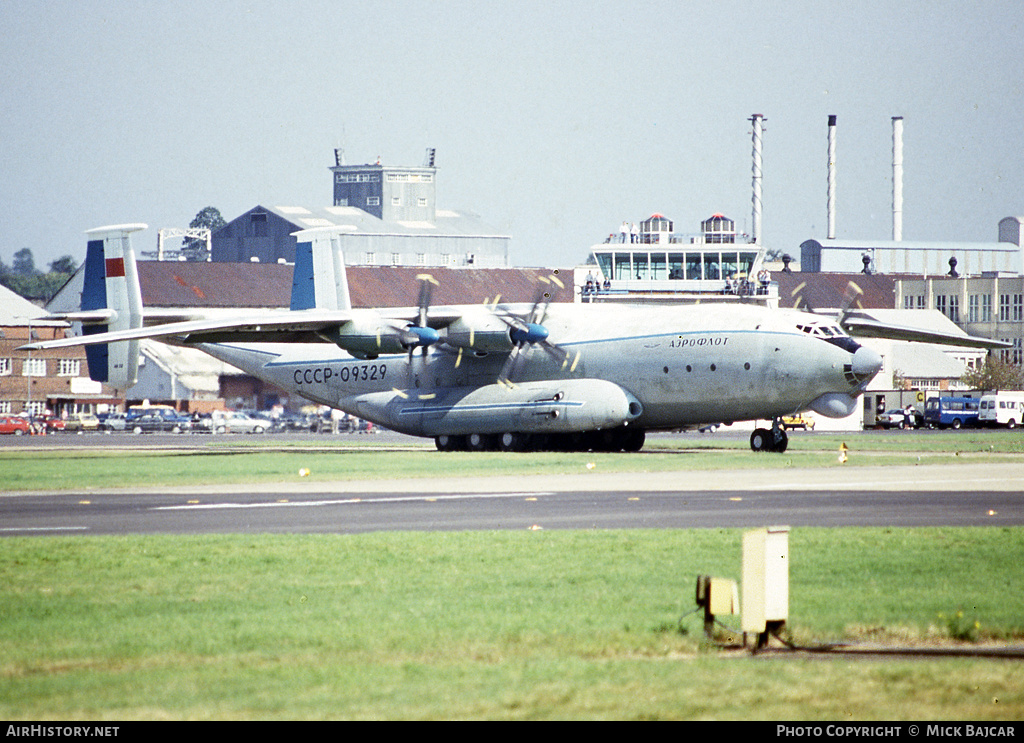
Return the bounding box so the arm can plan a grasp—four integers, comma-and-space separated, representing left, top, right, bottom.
1, 285, 117, 417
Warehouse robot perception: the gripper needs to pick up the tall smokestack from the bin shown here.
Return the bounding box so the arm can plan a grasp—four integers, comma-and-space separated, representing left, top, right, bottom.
892, 116, 904, 242
827, 115, 837, 239
750, 114, 763, 244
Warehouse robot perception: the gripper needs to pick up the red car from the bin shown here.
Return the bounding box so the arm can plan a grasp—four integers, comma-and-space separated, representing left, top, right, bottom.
0, 416, 30, 435
40, 415, 66, 432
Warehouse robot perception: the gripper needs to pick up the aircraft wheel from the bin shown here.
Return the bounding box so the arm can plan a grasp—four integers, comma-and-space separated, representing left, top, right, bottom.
773, 429, 789, 453
562, 431, 590, 452
530, 433, 553, 451
750, 428, 772, 452
435, 434, 464, 452
498, 432, 529, 452
467, 433, 495, 452
620, 427, 645, 452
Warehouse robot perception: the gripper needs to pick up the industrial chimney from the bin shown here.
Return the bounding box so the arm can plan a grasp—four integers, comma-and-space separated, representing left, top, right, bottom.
827, 115, 837, 239
750, 114, 764, 244
892, 116, 903, 242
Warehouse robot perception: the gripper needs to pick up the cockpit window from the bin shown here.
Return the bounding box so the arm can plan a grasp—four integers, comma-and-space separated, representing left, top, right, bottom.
793, 319, 860, 352
796, 323, 846, 338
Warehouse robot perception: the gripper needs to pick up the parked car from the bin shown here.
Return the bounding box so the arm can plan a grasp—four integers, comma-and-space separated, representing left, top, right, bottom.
190, 413, 215, 434
127, 409, 192, 434
64, 412, 100, 432
214, 411, 269, 434
876, 408, 923, 429
98, 412, 128, 431
274, 411, 310, 432
39, 414, 66, 432
0, 415, 30, 435
246, 410, 285, 432
780, 414, 815, 431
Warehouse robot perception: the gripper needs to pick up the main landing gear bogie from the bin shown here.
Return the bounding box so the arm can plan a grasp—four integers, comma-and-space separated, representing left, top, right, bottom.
434, 426, 645, 453
750, 422, 789, 453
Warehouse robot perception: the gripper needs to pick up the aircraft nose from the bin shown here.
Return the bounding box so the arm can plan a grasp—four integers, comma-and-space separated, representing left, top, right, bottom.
850, 345, 883, 385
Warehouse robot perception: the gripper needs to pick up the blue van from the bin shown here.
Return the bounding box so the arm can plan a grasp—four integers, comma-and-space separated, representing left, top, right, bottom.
924, 396, 980, 429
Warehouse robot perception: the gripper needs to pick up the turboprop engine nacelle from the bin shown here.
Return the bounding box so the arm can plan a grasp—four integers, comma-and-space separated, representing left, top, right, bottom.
443, 312, 516, 352
317, 311, 438, 359
351, 378, 643, 437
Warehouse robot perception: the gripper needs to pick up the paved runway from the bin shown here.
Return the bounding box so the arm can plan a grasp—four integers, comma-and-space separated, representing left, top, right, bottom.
2, 462, 1022, 536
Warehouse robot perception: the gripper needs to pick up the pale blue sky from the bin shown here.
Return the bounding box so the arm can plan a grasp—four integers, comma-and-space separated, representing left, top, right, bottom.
2, 0, 1022, 271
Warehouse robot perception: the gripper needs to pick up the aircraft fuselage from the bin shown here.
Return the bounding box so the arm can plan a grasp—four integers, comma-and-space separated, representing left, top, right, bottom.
194, 302, 877, 446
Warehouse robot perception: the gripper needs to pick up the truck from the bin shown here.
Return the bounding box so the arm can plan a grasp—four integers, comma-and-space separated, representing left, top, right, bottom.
978, 391, 1024, 429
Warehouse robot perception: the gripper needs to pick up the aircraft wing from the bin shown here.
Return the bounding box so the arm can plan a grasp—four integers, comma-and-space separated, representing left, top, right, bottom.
842, 312, 1011, 350
19, 306, 472, 351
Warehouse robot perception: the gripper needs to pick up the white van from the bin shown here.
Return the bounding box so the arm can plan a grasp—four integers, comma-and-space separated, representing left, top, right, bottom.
979, 392, 1024, 429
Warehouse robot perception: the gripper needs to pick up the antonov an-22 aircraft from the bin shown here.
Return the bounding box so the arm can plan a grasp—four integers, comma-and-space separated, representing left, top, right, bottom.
25, 224, 1007, 453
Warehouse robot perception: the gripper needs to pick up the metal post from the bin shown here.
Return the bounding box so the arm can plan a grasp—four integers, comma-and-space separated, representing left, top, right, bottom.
750, 114, 764, 245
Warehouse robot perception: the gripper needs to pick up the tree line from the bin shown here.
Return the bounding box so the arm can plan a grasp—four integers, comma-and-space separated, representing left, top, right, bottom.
2, 207, 227, 304
0, 248, 77, 304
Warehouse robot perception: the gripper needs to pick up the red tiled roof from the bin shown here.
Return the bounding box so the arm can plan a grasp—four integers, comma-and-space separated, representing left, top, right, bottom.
774, 271, 897, 311
137, 262, 573, 309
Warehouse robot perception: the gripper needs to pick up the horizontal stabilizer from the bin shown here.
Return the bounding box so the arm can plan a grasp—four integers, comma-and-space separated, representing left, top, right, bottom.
48, 309, 119, 324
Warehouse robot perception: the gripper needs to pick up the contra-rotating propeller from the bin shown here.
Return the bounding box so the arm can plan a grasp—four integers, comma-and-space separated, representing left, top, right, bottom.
404, 273, 440, 386
790, 279, 863, 323
496, 274, 580, 385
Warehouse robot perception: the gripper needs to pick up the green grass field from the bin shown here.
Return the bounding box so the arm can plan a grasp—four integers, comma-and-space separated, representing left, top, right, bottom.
2, 430, 1023, 492
1, 528, 1022, 720
1, 434, 1023, 720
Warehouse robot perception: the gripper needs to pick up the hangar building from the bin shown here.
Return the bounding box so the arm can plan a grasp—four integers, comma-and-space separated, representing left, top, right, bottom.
210, 151, 510, 268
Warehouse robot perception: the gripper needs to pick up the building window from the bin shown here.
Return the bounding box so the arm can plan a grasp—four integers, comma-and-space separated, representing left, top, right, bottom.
1000, 294, 1011, 322
58, 359, 80, 377
391, 253, 401, 266
1014, 295, 1023, 322
968, 295, 979, 323
22, 358, 45, 377
25, 400, 45, 416
364, 252, 376, 265
0, 358, 11, 376
982, 294, 992, 322
391, 197, 401, 206
250, 212, 267, 238
0, 401, 11, 414
948, 295, 959, 323
1001, 339, 1023, 365
416, 253, 426, 266
367, 197, 380, 207
336, 173, 378, 183
418, 198, 428, 207
935, 295, 947, 317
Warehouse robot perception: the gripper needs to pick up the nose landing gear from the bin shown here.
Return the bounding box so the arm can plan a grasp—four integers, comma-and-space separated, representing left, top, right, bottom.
750, 418, 789, 453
